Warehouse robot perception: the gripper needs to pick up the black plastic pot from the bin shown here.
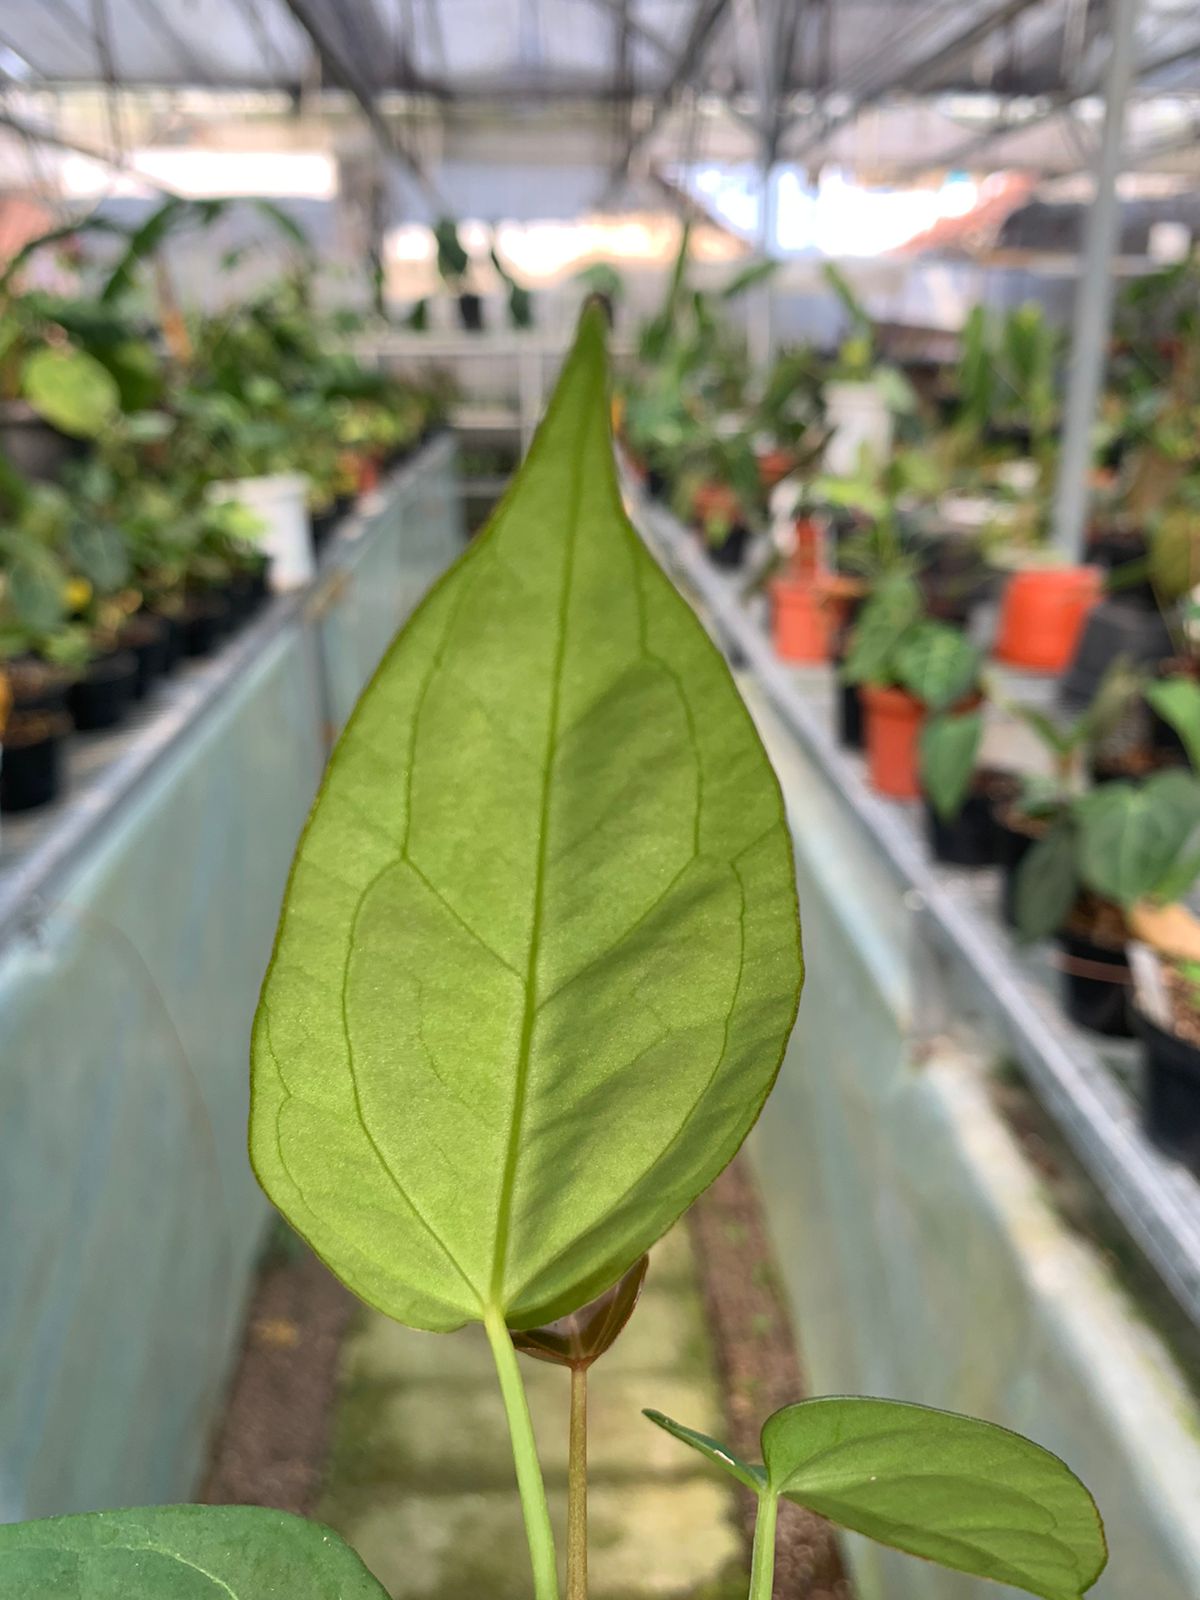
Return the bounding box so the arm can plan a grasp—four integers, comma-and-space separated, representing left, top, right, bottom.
837, 679, 864, 750
705, 524, 751, 570
1056, 928, 1133, 1038
245, 561, 271, 612
6, 657, 74, 717
181, 595, 233, 658
1086, 524, 1154, 608
0, 401, 82, 483
645, 466, 668, 501
993, 809, 1042, 930
1133, 1007, 1200, 1168
1060, 600, 1174, 712
120, 615, 170, 701
0, 718, 67, 813
458, 292, 484, 331
67, 650, 139, 732
312, 506, 338, 549
154, 613, 184, 676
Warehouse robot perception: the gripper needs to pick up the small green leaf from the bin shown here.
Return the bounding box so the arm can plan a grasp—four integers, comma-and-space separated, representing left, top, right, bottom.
1076, 770, 1200, 907
1015, 818, 1079, 942
1010, 703, 1072, 759
0, 1504, 389, 1598
643, 1410, 766, 1493
251, 306, 803, 1332
68, 521, 130, 594
920, 710, 983, 821
720, 258, 778, 301
893, 621, 980, 713
1145, 677, 1200, 775
21, 348, 120, 438
842, 574, 921, 686
7, 550, 66, 633
760, 1398, 1106, 1600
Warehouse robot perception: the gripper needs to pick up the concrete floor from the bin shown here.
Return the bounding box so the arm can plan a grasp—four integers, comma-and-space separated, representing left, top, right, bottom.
319, 1227, 748, 1600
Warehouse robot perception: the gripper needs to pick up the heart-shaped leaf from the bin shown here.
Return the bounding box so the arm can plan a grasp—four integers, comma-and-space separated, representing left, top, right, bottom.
250, 305, 802, 1332
920, 709, 983, 821
893, 620, 980, 713
0, 1505, 388, 1598
1015, 817, 1079, 943
21, 348, 120, 438
642, 1410, 766, 1492
760, 1398, 1106, 1600
1076, 770, 1200, 906
841, 573, 921, 686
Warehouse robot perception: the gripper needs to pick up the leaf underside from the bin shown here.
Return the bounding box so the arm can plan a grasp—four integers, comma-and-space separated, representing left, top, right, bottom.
250, 306, 803, 1332
0, 1505, 388, 1599
760, 1399, 1107, 1600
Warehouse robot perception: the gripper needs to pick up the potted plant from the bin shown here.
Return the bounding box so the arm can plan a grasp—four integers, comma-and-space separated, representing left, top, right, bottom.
841, 569, 981, 800
826, 473, 926, 749
490, 240, 534, 330
992, 661, 1142, 928
1127, 909, 1200, 1166
918, 696, 1023, 867
819, 262, 915, 476
434, 218, 481, 331
0, 617, 80, 814
955, 303, 1102, 672
668, 422, 762, 570
1013, 763, 1200, 1036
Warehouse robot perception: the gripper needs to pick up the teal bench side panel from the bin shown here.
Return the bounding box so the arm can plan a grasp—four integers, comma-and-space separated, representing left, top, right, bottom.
0, 445, 464, 1522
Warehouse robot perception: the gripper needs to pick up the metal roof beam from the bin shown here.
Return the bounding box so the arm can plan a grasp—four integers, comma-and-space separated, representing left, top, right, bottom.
603, 0, 735, 190
882, 28, 1200, 178
0, 104, 178, 192
783, 0, 1048, 163
274, 0, 442, 200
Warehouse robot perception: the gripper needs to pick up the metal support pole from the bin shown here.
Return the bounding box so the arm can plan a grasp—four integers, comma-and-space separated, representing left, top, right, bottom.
1051, 0, 1139, 562
749, 164, 777, 370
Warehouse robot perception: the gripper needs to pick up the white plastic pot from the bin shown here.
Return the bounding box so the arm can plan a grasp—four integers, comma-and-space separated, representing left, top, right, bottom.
208, 473, 314, 592
823, 380, 894, 477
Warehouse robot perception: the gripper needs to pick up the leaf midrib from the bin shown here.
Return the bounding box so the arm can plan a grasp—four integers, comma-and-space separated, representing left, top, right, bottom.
488, 399, 590, 1309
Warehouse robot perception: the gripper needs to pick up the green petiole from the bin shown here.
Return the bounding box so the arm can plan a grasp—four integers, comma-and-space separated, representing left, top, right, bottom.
483, 1304, 561, 1600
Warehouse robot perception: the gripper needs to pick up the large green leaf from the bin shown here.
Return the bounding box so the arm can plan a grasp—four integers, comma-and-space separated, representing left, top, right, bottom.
21, 348, 120, 438
920, 709, 983, 821
250, 306, 802, 1332
760, 1398, 1106, 1600
1076, 770, 1200, 906
0, 1505, 388, 1598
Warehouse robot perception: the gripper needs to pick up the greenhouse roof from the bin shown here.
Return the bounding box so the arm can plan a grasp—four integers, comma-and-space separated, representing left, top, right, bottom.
2, 0, 1199, 105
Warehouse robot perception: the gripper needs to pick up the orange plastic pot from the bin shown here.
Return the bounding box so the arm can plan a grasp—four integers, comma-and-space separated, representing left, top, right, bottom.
757, 446, 795, 489
771, 577, 831, 663
691, 480, 740, 526
862, 685, 925, 800
993, 566, 1102, 673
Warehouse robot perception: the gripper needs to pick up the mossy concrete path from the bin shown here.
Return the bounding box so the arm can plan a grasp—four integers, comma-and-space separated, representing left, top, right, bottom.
319, 1228, 747, 1599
